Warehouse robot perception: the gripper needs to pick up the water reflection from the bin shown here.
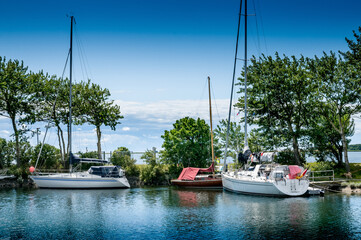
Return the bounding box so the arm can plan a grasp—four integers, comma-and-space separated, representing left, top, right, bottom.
0, 188, 360, 239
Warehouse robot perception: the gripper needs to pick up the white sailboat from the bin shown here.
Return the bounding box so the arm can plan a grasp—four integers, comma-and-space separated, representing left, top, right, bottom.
30, 16, 130, 189
221, 0, 309, 197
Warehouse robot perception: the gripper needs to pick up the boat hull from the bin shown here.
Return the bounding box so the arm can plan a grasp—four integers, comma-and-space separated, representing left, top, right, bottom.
222, 173, 308, 197
171, 178, 222, 189
30, 174, 130, 189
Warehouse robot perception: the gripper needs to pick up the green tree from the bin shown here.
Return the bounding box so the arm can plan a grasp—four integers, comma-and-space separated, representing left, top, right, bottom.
308, 107, 354, 166
161, 117, 218, 170
0, 57, 42, 166
236, 53, 317, 165
349, 144, 361, 151
214, 119, 244, 162
0, 138, 11, 169
31, 144, 61, 169
6, 140, 33, 167
26, 75, 70, 164
75, 80, 123, 159
140, 149, 167, 185
110, 147, 139, 176
309, 52, 361, 173
78, 151, 98, 159
341, 26, 361, 71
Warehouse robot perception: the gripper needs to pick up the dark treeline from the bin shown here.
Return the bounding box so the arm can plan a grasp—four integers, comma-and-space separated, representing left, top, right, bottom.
349, 144, 361, 151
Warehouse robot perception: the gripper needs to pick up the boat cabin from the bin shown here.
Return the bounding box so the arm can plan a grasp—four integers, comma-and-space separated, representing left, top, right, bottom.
88, 166, 125, 178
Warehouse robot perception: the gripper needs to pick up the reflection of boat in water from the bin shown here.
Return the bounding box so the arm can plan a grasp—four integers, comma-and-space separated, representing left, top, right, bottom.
171, 77, 222, 188
174, 188, 221, 207
30, 16, 129, 189
221, 0, 309, 197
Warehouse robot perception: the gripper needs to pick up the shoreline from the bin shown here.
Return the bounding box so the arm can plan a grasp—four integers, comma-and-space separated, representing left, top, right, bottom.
1, 177, 361, 195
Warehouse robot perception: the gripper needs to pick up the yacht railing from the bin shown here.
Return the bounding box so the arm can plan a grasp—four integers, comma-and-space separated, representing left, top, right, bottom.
308, 170, 334, 182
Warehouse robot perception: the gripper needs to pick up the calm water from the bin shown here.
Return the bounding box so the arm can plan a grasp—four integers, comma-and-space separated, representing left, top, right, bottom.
1, 188, 361, 240
307, 151, 361, 163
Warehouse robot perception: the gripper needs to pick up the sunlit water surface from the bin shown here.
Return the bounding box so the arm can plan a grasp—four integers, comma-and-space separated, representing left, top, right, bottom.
1, 188, 361, 239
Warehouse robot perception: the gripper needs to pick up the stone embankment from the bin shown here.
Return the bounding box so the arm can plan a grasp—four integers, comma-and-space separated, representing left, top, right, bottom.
0, 176, 35, 189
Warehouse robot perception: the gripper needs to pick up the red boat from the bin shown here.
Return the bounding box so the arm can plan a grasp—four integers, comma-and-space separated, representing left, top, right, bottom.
171, 77, 222, 189
171, 163, 222, 188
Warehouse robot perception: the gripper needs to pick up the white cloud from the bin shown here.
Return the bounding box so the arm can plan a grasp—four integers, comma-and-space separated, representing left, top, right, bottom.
115, 98, 233, 125
122, 127, 130, 131
0, 130, 10, 138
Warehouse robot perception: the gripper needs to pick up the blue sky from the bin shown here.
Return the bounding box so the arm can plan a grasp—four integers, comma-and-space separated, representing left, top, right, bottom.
1, 0, 361, 158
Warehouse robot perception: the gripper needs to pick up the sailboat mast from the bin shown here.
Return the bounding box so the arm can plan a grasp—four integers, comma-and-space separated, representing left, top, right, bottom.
208, 77, 215, 172
223, 0, 243, 171
69, 16, 74, 172
244, 0, 248, 148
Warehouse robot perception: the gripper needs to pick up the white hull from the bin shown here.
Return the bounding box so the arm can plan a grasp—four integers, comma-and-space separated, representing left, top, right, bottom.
222, 172, 309, 197
30, 172, 130, 189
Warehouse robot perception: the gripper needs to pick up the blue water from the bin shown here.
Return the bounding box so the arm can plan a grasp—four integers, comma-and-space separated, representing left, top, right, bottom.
307, 151, 361, 163
1, 188, 361, 239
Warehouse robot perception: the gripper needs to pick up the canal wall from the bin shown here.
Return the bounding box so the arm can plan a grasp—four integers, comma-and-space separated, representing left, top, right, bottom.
0, 176, 35, 189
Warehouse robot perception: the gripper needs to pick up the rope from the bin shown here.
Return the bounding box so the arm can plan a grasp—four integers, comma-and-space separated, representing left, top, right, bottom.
309, 182, 343, 193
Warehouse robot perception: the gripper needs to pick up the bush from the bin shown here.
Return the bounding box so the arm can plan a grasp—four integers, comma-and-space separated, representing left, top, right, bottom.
140, 164, 167, 185
306, 161, 336, 171
110, 147, 140, 177
30, 144, 61, 169
8, 165, 29, 180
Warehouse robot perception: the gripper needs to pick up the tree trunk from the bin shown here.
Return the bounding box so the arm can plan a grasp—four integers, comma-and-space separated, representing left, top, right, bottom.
10, 116, 21, 167
57, 127, 63, 163
338, 114, 350, 173
341, 128, 350, 173
337, 146, 343, 167
96, 126, 102, 159
288, 122, 301, 165
57, 125, 66, 164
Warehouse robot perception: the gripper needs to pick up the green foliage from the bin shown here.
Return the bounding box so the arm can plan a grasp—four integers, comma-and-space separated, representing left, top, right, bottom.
30, 144, 61, 169
78, 151, 99, 159
110, 147, 139, 177
141, 149, 157, 166
341, 26, 361, 71
139, 149, 168, 185
306, 161, 336, 172
349, 144, 361, 151
0, 138, 11, 169
308, 112, 353, 165
161, 117, 219, 174
6, 140, 33, 167
214, 119, 244, 161
140, 164, 167, 185
0, 57, 43, 166
236, 53, 317, 165
275, 150, 306, 165
8, 165, 30, 180
309, 52, 361, 172
75, 80, 123, 159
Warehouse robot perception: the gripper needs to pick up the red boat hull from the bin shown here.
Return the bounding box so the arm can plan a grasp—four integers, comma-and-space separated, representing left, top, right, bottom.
171, 178, 222, 188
